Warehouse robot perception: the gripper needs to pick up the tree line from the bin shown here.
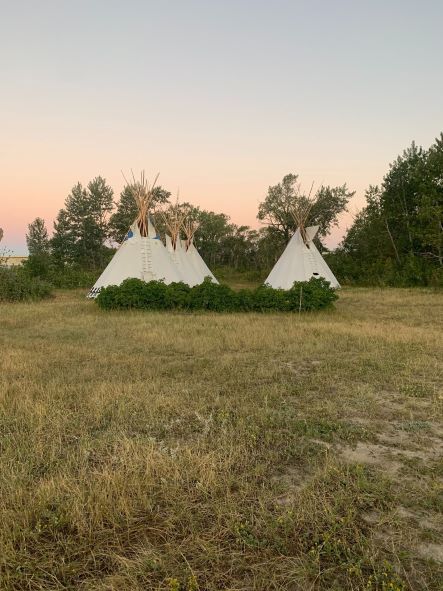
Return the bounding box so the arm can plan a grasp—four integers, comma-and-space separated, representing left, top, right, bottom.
22, 132, 442, 287
24, 176, 353, 282
328, 134, 442, 286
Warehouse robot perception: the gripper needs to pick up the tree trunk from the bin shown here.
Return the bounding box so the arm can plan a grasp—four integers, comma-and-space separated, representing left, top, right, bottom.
385, 218, 401, 265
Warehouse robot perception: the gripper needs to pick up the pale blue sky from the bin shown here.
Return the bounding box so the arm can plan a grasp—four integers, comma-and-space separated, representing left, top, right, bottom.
1, 0, 442, 253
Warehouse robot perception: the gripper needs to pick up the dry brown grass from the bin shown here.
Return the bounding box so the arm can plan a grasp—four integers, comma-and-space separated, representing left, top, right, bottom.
0, 287, 442, 590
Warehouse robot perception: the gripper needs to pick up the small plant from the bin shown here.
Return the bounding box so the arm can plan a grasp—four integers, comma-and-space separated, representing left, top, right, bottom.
165, 575, 199, 591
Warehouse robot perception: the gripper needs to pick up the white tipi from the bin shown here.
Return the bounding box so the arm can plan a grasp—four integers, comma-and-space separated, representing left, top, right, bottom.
264, 225, 340, 289
162, 203, 201, 287
182, 219, 218, 284
88, 175, 182, 298
264, 196, 340, 289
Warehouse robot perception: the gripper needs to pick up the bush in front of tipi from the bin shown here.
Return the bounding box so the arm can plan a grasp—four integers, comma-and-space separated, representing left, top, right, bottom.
95, 277, 338, 312
164, 281, 192, 309
187, 278, 239, 312
250, 284, 286, 311
282, 277, 339, 311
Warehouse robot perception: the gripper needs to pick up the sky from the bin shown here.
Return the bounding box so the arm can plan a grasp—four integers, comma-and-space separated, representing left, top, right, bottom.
1, 0, 442, 254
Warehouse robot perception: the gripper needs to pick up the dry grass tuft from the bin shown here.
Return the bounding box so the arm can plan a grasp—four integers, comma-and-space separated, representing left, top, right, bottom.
0, 287, 442, 590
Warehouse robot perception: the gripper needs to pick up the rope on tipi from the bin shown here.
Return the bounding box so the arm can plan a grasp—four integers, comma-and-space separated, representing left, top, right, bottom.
122, 171, 159, 237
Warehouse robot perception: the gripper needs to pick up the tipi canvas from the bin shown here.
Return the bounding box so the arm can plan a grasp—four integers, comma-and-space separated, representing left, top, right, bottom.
264, 225, 340, 289
182, 218, 218, 284
165, 234, 201, 286
88, 220, 182, 298
162, 202, 204, 287
88, 175, 182, 298
186, 241, 218, 284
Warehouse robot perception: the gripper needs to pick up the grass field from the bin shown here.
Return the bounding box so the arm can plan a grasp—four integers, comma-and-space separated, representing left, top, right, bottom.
0, 288, 442, 590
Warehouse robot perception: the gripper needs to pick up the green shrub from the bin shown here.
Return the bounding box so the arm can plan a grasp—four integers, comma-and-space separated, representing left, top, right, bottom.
22, 254, 52, 279
96, 277, 338, 313
48, 267, 100, 289
251, 284, 285, 311
165, 282, 192, 309
187, 278, 240, 312
93, 284, 121, 309
284, 277, 339, 311
236, 288, 254, 311
114, 278, 169, 309
0, 267, 53, 302
9, 257, 102, 290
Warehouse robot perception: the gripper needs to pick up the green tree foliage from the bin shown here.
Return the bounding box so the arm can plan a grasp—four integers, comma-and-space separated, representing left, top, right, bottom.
51, 177, 114, 269
333, 135, 443, 286
253, 227, 286, 271
179, 204, 260, 270
109, 185, 171, 243
24, 218, 52, 277
26, 218, 50, 256
51, 209, 75, 268
257, 174, 354, 244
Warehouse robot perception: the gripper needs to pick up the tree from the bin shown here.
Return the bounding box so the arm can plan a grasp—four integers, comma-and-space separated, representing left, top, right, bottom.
191, 208, 234, 266
109, 185, 171, 243
333, 134, 443, 286
309, 185, 355, 241
254, 227, 287, 270
26, 218, 50, 256
51, 177, 114, 268
24, 218, 52, 277
414, 134, 443, 268
51, 209, 75, 268
333, 186, 393, 283
257, 174, 299, 243
257, 174, 354, 245
180, 205, 237, 267
166, 203, 262, 270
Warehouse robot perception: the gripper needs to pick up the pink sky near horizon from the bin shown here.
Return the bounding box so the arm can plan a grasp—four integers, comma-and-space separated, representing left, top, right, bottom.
1, 1, 442, 254
0, 154, 385, 253
1, 132, 438, 254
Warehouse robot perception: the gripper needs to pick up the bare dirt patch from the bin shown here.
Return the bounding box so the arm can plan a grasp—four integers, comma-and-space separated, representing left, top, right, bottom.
396, 506, 443, 534
336, 441, 404, 474
417, 543, 443, 563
